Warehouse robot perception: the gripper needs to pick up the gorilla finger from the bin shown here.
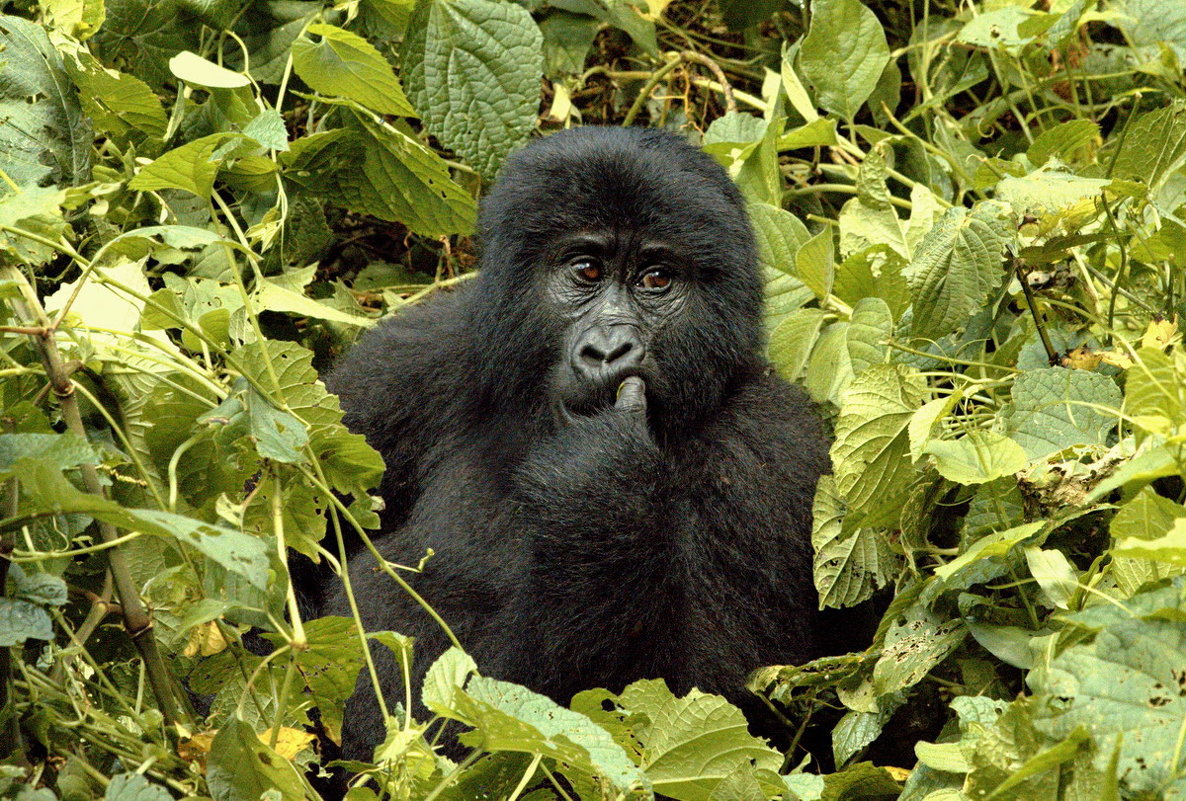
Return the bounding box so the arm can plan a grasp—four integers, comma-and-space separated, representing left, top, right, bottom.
615, 376, 647, 413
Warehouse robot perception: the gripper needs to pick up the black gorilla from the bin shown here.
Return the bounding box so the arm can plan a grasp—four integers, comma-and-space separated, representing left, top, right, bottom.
324, 126, 830, 761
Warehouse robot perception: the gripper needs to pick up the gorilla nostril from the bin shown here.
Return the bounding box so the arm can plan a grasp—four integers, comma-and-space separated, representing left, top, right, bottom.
604, 340, 633, 364
579, 344, 606, 365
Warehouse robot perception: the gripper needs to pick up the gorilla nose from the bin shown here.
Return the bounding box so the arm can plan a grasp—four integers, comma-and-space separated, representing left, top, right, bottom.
574, 326, 644, 380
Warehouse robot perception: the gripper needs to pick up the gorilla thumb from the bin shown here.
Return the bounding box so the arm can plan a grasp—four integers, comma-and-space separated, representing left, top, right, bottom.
616, 376, 647, 414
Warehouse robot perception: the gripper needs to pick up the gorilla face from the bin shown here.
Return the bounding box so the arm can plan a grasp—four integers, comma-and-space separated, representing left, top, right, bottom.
544, 228, 688, 417
469, 127, 765, 435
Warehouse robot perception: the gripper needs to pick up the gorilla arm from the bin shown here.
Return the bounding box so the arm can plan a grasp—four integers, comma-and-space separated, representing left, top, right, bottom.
496, 371, 827, 704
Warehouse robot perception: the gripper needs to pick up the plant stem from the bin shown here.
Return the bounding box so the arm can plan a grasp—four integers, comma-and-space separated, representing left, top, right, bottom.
1, 267, 184, 727
1014, 258, 1058, 364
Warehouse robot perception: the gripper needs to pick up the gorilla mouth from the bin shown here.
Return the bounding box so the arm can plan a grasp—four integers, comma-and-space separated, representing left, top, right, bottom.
555, 369, 648, 420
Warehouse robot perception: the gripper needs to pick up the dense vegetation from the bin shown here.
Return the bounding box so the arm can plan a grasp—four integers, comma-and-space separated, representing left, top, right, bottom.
2, 0, 1185, 798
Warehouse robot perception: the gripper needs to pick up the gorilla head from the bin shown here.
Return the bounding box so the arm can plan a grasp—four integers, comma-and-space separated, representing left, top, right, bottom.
465, 127, 764, 435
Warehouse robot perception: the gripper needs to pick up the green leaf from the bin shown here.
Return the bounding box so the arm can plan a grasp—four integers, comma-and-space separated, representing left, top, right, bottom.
777, 118, 837, 150
833, 245, 910, 319
43, 0, 106, 40
799, 0, 890, 120
1005, 367, 1121, 459
0, 432, 93, 478
402, 0, 543, 176
0, 15, 91, 188
68, 55, 168, 144
750, 201, 814, 325
923, 431, 1029, 485
906, 201, 1014, 341
0, 186, 68, 266
1111, 486, 1186, 544
803, 322, 854, 405
1116, 0, 1186, 61
629, 685, 782, 801
1113, 518, 1186, 566
1124, 347, 1184, 435
8, 563, 67, 607
540, 11, 600, 77
292, 24, 416, 117
872, 604, 965, 696
255, 279, 376, 327
856, 144, 891, 211
769, 309, 827, 382
820, 762, 903, 800
451, 676, 650, 794
326, 113, 476, 237
934, 521, 1045, 586
422, 646, 477, 716
242, 109, 289, 151
0, 598, 53, 646
1024, 546, 1078, 610
103, 774, 173, 801
795, 228, 834, 300
1028, 119, 1100, 166
956, 6, 1038, 49
1031, 617, 1186, 796
830, 365, 927, 528
93, 0, 198, 89
207, 717, 304, 801
5, 457, 270, 591
812, 475, 899, 609
1110, 102, 1186, 189
128, 132, 245, 198
263, 617, 366, 743
846, 297, 891, 376
200, 382, 309, 464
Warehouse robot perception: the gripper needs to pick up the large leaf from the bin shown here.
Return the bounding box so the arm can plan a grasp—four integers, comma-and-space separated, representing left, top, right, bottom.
798, 0, 890, 120
450, 676, 650, 794
872, 603, 966, 696
811, 475, 898, 609
93, 0, 198, 89
906, 201, 1014, 341
325, 113, 476, 237
830, 364, 927, 529
0, 15, 91, 188
4, 458, 270, 591
1110, 102, 1186, 190
207, 717, 304, 801
625, 683, 784, 801
292, 23, 416, 117
1030, 616, 1186, 797
128, 133, 246, 198
402, 0, 543, 176
1005, 367, 1121, 459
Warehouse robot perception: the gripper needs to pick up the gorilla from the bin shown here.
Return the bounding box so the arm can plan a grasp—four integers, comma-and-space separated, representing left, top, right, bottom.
323, 126, 831, 761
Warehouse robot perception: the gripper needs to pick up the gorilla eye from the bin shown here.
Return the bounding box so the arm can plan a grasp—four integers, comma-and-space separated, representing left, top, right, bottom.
572, 259, 603, 283
639, 268, 672, 291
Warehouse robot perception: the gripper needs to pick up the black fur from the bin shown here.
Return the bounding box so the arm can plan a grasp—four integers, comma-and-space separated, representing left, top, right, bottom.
324, 127, 831, 761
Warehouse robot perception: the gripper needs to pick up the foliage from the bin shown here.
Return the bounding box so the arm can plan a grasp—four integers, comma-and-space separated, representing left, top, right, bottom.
1, 0, 1186, 798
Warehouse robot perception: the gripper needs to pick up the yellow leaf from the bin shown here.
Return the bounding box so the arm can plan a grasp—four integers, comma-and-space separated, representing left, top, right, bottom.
182, 621, 228, 657
1101, 350, 1134, 369
178, 731, 215, 769
260, 727, 317, 760
1061, 346, 1103, 370
642, 0, 673, 19
1142, 316, 1178, 350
